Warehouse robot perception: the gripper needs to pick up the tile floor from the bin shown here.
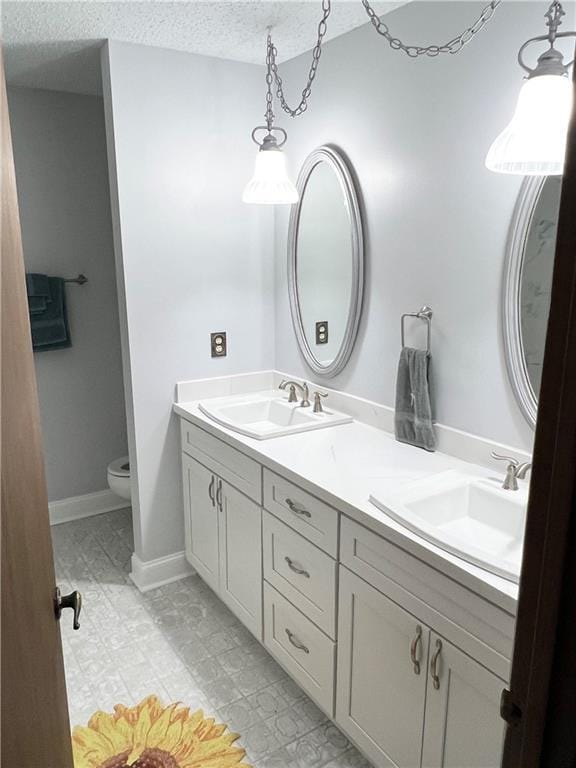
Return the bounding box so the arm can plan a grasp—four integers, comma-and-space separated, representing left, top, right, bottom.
52, 508, 372, 768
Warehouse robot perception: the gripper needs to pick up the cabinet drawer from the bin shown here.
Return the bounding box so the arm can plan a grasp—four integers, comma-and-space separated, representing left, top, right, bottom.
264, 582, 335, 716
263, 469, 338, 556
341, 516, 514, 679
181, 419, 261, 503
263, 512, 337, 638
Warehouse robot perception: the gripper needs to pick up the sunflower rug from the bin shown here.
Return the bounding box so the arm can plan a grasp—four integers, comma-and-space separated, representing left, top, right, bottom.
72, 695, 252, 768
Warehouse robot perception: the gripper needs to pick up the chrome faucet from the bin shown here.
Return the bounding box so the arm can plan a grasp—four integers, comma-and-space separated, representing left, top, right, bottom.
491, 452, 532, 491
313, 391, 328, 413
279, 380, 311, 407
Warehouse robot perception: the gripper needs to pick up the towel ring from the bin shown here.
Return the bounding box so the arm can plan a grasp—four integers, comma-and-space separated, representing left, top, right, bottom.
401, 306, 433, 353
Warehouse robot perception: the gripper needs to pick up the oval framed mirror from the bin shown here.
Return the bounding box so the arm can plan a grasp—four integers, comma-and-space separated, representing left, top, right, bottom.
287, 145, 364, 377
503, 175, 561, 427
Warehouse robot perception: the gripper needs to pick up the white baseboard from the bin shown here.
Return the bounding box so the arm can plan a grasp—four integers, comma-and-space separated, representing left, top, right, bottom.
49, 489, 129, 526
130, 551, 195, 593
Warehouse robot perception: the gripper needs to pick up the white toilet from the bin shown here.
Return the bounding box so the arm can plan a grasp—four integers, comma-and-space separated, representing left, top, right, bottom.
107, 456, 131, 501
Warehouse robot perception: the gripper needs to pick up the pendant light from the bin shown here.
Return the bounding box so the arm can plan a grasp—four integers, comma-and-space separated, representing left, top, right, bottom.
243, 34, 298, 205
486, 1, 575, 175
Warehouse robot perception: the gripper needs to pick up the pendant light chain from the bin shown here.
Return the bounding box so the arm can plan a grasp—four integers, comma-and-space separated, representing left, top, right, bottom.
265, 33, 275, 132
360, 0, 502, 57
268, 0, 332, 118
265, 0, 502, 125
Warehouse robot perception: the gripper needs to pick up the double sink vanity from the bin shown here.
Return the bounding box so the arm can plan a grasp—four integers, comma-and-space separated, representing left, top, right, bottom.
174, 372, 524, 768
170, 141, 548, 767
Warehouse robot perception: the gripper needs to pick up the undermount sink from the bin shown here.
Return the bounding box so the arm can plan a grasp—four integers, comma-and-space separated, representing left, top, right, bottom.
370, 471, 527, 583
198, 391, 353, 440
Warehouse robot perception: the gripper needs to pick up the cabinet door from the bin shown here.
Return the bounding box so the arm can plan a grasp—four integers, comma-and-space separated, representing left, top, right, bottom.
182, 453, 219, 592
218, 479, 262, 639
421, 633, 505, 768
336, 567, 430, 768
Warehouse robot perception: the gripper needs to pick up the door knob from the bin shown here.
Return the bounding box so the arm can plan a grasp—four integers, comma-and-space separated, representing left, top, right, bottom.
55, 587, 82, 630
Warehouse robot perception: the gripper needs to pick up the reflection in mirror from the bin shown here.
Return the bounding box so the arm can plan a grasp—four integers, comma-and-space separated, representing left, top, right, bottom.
520, 177, 561, 397
288, 146, 363, 377
504, 176, 562, 427
296, 162, 353, 365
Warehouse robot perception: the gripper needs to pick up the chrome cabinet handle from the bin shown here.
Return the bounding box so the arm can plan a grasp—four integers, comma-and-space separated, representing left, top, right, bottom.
430, 639, 443, 690
285, 498, 311, 518
410, 625, 423, 675
285, 628, 310, 654
285, 556, 310, 578
208, 475, 215, 507
216, 479, 223, 512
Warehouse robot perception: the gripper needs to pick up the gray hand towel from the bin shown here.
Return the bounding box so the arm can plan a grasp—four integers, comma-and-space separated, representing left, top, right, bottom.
394, 347, 436, 452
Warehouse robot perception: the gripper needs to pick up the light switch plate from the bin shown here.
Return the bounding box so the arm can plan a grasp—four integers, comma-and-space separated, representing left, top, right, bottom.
211, 332, 227, 358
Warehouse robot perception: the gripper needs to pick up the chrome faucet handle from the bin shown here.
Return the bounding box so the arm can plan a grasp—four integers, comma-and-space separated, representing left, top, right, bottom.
279, 380, 299, 403
313, 391, 328, 413
490, 452, 519, 467
516, 462, 532, 480
491, 452, 529, 491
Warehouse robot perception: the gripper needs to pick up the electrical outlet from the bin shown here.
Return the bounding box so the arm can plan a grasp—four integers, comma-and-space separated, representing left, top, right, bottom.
316, 321, 329, 345
211, 332, 227, 358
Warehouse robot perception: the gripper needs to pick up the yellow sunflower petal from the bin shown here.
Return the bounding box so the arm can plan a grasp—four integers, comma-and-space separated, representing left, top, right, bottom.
158, 718, 185, 755
85, 711, 132, 755
126, 701, 153, 763
146, 702, 179, 747
72, 724, 117, 767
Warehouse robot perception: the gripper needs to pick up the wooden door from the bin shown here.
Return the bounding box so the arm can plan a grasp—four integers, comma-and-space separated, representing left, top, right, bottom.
218, 479, 262, 638
421, 633, 505, 768
336, 567, 430, 768
182, 454, 220, 591
500, 59, 576, 768
1, 54, 74, 766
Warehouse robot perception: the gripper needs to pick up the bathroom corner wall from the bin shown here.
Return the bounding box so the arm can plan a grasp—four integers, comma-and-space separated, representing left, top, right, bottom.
101, 41, 274, 567
8, 86, 128, 502
273, 1, 568, 454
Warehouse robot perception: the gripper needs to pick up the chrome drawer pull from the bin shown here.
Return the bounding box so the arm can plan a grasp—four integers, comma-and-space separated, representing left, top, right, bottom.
216, 478, 223, 513
431, 639, 443, 690
285, 556, 310, 578
410, 625, 422, 675
285, 628, 310, 654
285, 498, 311, 518
208, 475, 215, 507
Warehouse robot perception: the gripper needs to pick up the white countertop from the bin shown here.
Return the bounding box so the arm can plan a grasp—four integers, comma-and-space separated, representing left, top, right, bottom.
174, 396, 519, 615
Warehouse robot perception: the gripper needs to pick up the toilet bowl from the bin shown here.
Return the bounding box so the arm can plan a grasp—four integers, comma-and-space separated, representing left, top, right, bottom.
107, 456, 131, 501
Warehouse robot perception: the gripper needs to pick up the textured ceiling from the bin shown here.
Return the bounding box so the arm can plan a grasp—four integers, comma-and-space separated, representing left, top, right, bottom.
2, 1, 403, 95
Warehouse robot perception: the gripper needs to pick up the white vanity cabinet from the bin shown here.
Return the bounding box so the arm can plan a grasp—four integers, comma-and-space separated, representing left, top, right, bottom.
336, 567, 505, 768
217, 479, 262, 637
421, 633, 505, 768
178, 415, 513, 768
182, 453, 220, 592
336, 566, 429, 768
181, 422, 263, 639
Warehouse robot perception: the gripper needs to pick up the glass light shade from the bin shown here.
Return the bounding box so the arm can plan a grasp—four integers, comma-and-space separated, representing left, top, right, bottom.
486, 74, 573, 175
242, 148, 299, 204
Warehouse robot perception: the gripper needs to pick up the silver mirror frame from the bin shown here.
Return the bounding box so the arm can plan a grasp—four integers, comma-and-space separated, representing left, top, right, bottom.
287, 145, 364, 377
502, 176, 547, 429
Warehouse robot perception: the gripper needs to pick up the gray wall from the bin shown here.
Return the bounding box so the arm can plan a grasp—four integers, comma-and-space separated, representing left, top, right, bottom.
8, 86, 128, 502
274, 1, 572, 453
102, 42, 274, 564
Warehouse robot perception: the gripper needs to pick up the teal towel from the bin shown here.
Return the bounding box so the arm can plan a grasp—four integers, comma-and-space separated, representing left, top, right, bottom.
26, 272, 52, 315
30, 277, 71, 351
394, 347, 436, 452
